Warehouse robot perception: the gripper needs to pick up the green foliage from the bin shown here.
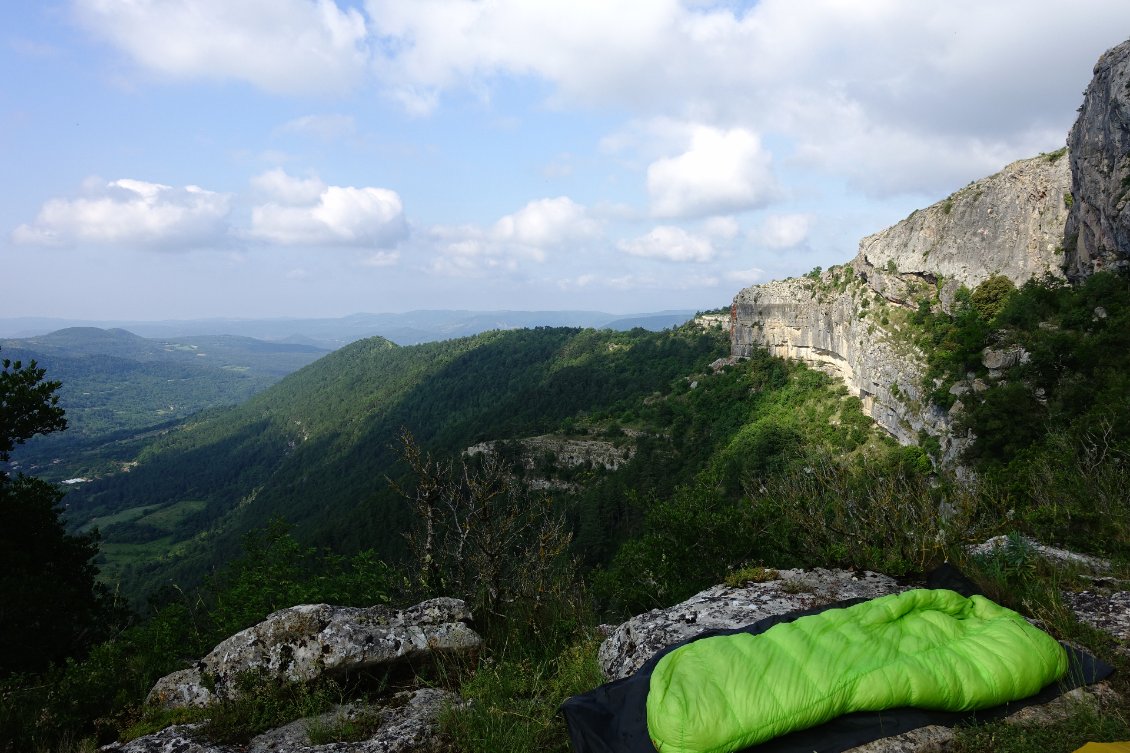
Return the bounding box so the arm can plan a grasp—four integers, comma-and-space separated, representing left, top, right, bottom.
1043, 146, 1068, 163
0, 475, 118, 677
199, 671, 343, 745
969, 274, 1017, 321
751, 450, 972, 576
439, 636, 604, 753
875, 270, 1130, 575
304, 705, 384, 745
0, 350, 120, 683
910, 287, 991, 406
1, 352, 67, 462
1, 331, 325, 479
593, 479, 764, 614
397, 433, 587, 652
962, 382, 1046, 465
0, 521, 395, 751
593, 358, 894, 615
207, 519, 392, 639
724, 565, 779, 587
1002, 431, 1130, 558
66, 326, 726, 601
951, 709, 1130, 753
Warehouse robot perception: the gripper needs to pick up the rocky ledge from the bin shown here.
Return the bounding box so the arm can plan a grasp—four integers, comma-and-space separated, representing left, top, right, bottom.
111, 599, 480, 753
730, 152, 1070, 454
147, 597, 479, 709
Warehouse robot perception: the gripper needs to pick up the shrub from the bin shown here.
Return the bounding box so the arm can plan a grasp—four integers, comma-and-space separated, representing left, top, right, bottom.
396, 432, 588, 652
749, 453, 975, 576
970, 274, 1017, 322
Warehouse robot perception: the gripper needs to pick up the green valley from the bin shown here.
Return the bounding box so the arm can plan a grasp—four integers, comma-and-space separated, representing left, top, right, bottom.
0, 328, 329, 481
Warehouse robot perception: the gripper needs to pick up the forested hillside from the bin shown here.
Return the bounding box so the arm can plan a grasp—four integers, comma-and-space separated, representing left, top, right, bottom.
0, 328, 327, 481
60, 325, 733, 596
6, 279, 1130, 751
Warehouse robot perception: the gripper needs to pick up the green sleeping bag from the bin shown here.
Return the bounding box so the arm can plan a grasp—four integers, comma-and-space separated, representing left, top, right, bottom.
646, 589, 1067, 753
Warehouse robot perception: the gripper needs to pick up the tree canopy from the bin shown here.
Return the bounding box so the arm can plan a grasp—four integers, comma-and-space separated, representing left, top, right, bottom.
0, 354, 66, 463
0, 349, 111, 677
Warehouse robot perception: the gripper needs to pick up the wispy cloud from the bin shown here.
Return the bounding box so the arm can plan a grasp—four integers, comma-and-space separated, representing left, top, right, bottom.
275, 114, 357, 140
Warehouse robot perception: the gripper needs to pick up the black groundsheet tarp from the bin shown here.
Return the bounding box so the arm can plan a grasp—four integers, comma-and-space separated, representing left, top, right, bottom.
561, 566, 1115, 753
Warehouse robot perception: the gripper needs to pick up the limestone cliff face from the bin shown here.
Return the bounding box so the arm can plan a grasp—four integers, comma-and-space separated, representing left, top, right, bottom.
857, 153, 1070, 290
731, 153, 1071, 453
1065, 38, 1130, 279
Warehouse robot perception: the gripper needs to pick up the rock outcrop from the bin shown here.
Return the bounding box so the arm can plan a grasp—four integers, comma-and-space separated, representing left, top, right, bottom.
730, 38, 1130, 453
465, 433, 636, 491
147, 598, 480, 709
107, 600, 478, 752
857, 153, 1070, 290
1065, 38, 1130, 279
599, 568, 903, 681
103, 688, 456, 753
731, 152, 1070, 451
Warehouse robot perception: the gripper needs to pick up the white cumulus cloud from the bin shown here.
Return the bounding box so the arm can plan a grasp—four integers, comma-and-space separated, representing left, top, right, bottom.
703, 216, 740, 239
428, 197, 598, 276
251, 169, 326, 206
618, 226, 715, 263
362, 0, 1130, 195
248, 170, 407, 247
73, 0, 370, 95
493, 197, 599, 247
12, 178, 230, 249
647, 126, 777, 218
726, 267, 765, 285
427, 230, 519, 277
754, 213, 812, 249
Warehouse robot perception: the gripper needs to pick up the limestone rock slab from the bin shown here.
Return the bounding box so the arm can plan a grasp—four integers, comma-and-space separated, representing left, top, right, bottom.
147, 598, 480, 708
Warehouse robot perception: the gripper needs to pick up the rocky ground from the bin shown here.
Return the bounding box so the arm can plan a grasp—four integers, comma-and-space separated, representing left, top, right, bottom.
111, 540, 1127, 753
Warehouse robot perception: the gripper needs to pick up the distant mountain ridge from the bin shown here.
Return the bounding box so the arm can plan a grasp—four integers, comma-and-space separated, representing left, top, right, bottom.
0, 309, 700, 348
0, 327, 330, 479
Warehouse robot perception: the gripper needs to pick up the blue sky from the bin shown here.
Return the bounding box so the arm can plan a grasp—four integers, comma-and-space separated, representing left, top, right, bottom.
3, 1, 1130, 320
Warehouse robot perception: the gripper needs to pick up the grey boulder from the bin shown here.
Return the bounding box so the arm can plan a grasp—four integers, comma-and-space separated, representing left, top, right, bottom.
147, 598, 480, 708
